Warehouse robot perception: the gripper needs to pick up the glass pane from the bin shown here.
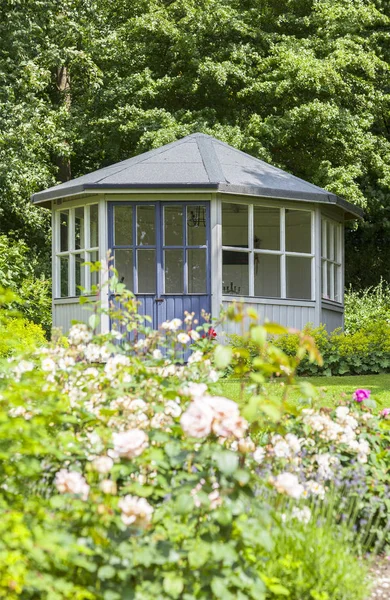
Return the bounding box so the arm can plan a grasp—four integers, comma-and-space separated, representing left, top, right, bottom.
334, 225, 341, 263
75, 253, 85, 297
115, 249, 133, 290
137, 205, 155, 246
137, 250, 156, 293
286, 256, 312, 300
322, 260, 328, 299
188, 249, 206, 293
60, 256, 69, 297
222, 251, 249, 295
90, 204, 99, 248
164, 206, 183, 246
254, 254, 281, 297
254, 207, 280, 251
75, 207, 85, 250
60, 211, 69, 252
114, 205, 133, 246
327, 221, 334, 261
285, 210, 311, 253
90, 250, 99, 289
327, 261, 333, 300
335, 265, 342, 303
321, 220, 327, 258
222, 203, 248, 248
165, 250, 184, 293
187, 206, 206, 245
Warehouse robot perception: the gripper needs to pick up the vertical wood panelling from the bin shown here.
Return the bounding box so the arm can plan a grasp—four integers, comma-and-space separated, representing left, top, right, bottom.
321, 308, 343, 331
54, 302, 91, 334
221, 301, 316, 334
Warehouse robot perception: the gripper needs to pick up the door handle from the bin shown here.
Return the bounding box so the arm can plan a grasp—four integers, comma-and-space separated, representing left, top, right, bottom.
155, 298, 165, 303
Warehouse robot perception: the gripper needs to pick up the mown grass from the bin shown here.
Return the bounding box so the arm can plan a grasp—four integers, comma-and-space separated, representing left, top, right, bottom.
219, 374, 390, 411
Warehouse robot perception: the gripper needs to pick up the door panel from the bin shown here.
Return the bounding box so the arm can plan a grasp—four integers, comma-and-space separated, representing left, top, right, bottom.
109, 201, 210, 332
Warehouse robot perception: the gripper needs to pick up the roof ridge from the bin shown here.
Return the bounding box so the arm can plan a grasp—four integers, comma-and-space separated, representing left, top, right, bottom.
196, 135, 226, 184
210, 136, 332, 196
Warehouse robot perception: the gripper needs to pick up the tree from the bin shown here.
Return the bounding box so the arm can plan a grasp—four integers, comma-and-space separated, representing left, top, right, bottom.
1, 0, 389, 287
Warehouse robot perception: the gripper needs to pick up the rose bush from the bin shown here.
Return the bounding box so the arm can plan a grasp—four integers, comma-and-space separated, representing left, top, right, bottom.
0, 287, 374, 599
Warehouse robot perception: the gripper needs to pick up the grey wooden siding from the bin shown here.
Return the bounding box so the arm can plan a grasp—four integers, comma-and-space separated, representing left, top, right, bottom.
321, 305, 343, 332
221, 300, 316, 335
53, 301, 90, 334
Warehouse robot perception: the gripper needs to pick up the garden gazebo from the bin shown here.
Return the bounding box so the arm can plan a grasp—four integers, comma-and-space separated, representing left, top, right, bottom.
32, 133, 362, 334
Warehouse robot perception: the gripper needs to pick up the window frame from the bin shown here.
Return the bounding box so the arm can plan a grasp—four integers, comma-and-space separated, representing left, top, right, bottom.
222, 201, 315, 301
321, 217, 343, 304
55, 203, 99, 298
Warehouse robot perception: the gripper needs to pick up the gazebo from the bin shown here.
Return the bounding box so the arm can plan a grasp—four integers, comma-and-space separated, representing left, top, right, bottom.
32, 133, 362, 335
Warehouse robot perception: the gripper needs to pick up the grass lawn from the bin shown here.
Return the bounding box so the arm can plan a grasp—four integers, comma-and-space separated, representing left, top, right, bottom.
219, 374, 390, 411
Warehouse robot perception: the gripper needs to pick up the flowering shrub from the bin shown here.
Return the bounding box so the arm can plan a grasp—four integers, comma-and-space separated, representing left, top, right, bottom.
0, 288, 376, 599
253, 395, 390, 554
0, 293, 296, 599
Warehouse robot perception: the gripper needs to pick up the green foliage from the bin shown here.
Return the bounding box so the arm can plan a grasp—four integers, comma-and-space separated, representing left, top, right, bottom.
344, 279, 390, 334
231, 320, 390, 376
1, 0, 390, 286
0, 315, 47, 357
264, 517, 370, 600
0, 235, 51, 334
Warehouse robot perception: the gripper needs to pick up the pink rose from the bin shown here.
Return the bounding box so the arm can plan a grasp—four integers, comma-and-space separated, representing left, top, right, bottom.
352, 389, 371, 403
380, 408, 390, 418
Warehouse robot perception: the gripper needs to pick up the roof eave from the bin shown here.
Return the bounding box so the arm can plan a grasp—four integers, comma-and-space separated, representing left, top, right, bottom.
31, 181, 363, 219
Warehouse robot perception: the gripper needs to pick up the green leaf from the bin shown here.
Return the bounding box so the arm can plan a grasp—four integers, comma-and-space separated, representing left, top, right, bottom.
268, 583, 290, 596
214, 345, 233, 369
213, 450, 239, 475
264, 323, 288, 335
163, 574, 184, 598
89, 314, 100, 330
250, 325, 267, 346
175, 493, 195, 514
211, 578, 234, 599
188, 542, 210, 568
98, 565, 116, 580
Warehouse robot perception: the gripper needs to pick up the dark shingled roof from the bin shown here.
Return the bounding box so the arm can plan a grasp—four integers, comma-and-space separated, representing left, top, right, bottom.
31, 133, 363, 218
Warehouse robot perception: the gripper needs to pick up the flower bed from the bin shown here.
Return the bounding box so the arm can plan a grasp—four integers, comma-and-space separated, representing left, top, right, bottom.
0, 292, 383, 599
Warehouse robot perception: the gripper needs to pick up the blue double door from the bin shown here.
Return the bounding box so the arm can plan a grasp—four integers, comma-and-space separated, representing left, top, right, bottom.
109, 201, 211, 329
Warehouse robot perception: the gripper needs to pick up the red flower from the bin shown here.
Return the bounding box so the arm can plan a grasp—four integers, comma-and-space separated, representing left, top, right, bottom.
202, 327, 217, 340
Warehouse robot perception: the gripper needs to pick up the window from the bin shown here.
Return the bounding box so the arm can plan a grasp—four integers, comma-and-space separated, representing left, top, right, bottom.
56, 204, 99, 297
222, 202, 314, 300
322, 218, 342, 303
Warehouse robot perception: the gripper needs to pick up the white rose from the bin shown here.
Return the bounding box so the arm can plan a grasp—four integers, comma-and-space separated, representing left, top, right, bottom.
285, 433, 302, 454
42, 358, 56, 372
253, 447, 266, 464
152, 349, 163, 359
91, 455, 114, 474
189, 330, 200, 341
272, 472, 304, 499
238, 437, 255, 453
55, 469, 89, 500
100, 479, 117, 494
164, 400, 182, 418
180, 400, 214, 438
118, 495, 154, 527
177, 333, 190, 344
213, 414, 248, 439
187, 350, 203, 364
182, 382, 208, 399
113, 429, 149, 459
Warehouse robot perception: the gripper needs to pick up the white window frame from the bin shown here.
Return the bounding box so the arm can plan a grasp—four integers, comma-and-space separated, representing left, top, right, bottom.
222, 201, 315, 300
55, 203, 99, 298
321, 217, 342, 303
